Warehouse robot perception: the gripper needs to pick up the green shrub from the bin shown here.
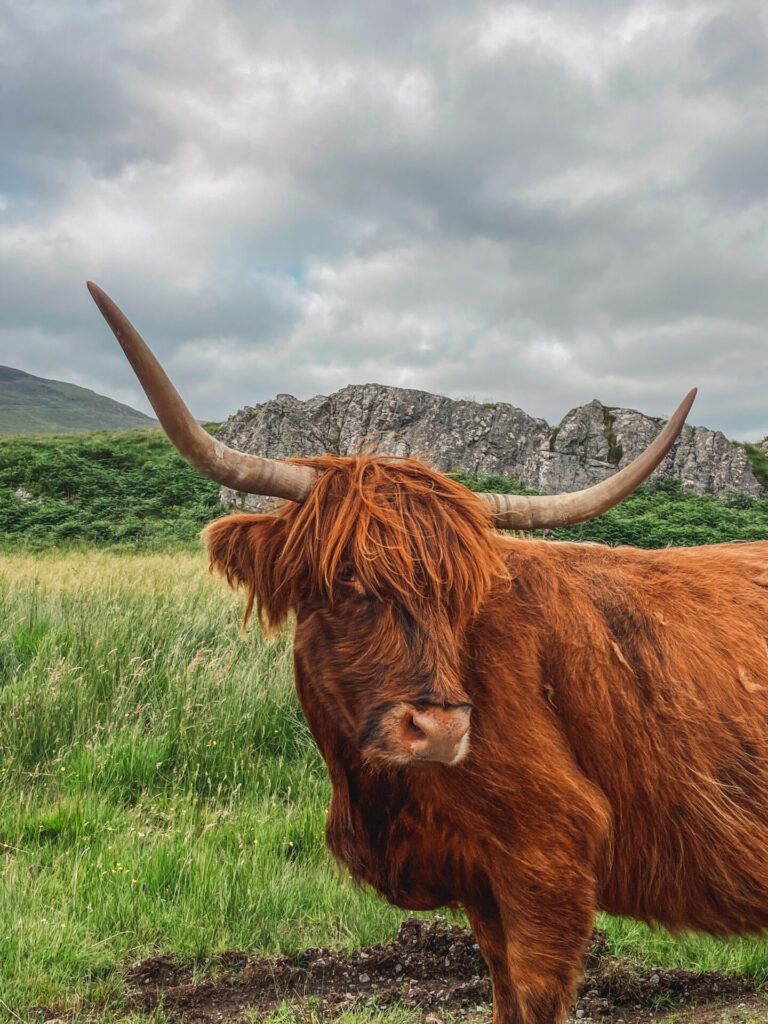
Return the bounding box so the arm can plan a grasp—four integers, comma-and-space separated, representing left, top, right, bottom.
456, 474, 768, 547
739, 441, 768, 489
2, 431, 767, 551
0, 430, 223, 548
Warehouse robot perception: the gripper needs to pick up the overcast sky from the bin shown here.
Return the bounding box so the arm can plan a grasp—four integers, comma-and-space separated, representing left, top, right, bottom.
2, 0, 767, 438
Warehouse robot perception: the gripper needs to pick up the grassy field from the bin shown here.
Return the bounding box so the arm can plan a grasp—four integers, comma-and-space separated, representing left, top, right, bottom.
0, 550, 404, 1019
3, 548, 768, 1022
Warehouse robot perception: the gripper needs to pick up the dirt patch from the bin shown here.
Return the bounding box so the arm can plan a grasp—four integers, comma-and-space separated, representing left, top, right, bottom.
122, 918, 767, 1023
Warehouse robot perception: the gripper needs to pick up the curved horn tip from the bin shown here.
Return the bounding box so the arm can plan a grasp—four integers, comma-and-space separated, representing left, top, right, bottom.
86, 281, 115, 321
671, 386, 697, 427
86, 280, 117, 315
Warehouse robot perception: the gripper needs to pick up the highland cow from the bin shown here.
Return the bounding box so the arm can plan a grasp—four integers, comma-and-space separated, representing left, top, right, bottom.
88, 282, 768, 1024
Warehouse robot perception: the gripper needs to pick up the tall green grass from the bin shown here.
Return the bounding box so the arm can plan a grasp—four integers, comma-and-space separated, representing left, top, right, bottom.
4, 549, 768, 1021
0, 552, 404, 1018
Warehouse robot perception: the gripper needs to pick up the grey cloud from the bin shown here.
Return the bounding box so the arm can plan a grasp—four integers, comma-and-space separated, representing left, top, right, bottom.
2, 0, 768, 440
691, 7, 768, 98
694, 129, 768, 207
0, 9, 180, 206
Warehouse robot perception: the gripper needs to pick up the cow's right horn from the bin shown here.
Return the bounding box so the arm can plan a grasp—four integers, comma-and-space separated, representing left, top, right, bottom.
87, 282, 318, 502
478, 388, 696, 530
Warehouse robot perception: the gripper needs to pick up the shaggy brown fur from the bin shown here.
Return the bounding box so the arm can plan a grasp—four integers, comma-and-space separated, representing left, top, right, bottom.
204, 455, 768, 1024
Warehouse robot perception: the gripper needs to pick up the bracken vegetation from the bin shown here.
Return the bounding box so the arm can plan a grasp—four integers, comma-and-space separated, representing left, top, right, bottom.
740, 441, 768, 490
450, 471, 768, 547
0, 430, 223, 547
1, 430, 767, 550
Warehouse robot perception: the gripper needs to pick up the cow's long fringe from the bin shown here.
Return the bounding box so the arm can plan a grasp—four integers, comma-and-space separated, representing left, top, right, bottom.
203, 454, 507, 633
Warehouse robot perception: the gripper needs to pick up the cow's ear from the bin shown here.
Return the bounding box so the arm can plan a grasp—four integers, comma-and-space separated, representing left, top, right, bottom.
202, 513, 289, 631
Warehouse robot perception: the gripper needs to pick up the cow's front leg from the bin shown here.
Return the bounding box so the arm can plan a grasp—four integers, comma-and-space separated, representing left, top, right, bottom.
465, 873, 596, 1024
465, 903, 517, 1021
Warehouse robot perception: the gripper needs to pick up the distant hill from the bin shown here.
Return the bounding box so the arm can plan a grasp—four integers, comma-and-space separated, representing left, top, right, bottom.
0, 365, 158, 435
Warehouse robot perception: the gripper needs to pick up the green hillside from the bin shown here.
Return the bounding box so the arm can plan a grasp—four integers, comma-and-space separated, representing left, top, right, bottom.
1, 428, 767, 549
0, 428, 222, 546
0, 365, 157, 434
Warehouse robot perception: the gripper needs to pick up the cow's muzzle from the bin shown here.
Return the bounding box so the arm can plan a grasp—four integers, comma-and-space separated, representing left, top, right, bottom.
362, 702, 472, 766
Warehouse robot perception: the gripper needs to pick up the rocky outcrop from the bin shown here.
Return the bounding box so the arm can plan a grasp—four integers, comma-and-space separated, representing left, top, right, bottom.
538, 399, 762, 498
216, 384, 764, 508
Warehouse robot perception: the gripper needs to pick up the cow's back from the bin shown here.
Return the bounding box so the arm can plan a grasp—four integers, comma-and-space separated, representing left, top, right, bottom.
495, 538, 768, 934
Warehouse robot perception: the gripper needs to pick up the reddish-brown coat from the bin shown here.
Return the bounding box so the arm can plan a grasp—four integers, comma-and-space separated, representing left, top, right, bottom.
204, 455, 768, 1024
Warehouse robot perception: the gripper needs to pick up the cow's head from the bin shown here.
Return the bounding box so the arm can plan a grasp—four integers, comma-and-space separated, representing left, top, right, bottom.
203, 454, 504, 765
87, 282, 695, 766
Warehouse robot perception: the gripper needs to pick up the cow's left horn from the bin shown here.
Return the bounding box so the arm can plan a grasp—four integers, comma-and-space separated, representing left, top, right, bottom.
479, 389, 696, 530
87, 282, 318, 502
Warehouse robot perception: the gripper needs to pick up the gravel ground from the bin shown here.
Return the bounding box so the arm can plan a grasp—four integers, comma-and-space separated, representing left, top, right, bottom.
121, 917, 767, 1023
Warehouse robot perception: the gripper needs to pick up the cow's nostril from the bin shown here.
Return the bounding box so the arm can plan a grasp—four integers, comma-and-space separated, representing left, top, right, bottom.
394, 705, 471, 764
403, 713, 427, 743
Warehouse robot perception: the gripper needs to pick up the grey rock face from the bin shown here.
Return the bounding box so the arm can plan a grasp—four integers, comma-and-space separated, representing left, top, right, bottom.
608, 410, 760, 496
216, 384, 764, 508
